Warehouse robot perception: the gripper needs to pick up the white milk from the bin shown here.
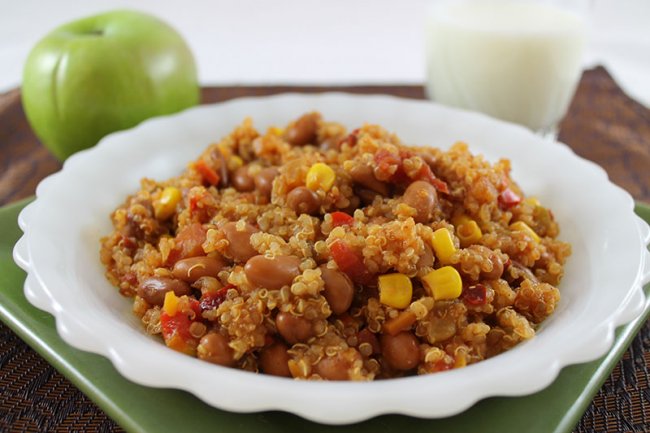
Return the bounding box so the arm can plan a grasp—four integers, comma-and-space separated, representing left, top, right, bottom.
425, 0, 586, 132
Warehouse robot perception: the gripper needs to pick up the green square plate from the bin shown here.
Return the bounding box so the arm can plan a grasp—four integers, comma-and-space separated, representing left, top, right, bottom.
1, 197, 649, 433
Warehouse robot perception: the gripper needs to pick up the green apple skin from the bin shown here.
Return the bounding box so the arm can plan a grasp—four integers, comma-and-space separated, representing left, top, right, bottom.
22, 10, 200, 160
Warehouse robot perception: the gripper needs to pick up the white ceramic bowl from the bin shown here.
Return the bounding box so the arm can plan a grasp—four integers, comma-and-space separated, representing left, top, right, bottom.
13, 93, 650, 424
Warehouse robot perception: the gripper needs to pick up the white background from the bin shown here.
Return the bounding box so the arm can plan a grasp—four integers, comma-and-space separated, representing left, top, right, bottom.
1, 0, 649, 106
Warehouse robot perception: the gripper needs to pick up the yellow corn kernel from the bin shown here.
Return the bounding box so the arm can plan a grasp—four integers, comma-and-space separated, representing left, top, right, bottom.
420, 266, 462, 300
456, 220, 483, 247
451, 214, 472, 227
306, 163, 336, 192
378, 273, 413, 309
431, 228, 456, 264
269, 126, 284, 136
154, 187, 182, 221
163, 291, 179, 316
510, 221, 540, 243
523, 196, 541, 207
228, 155, 244, 171
454, 351, 467, 369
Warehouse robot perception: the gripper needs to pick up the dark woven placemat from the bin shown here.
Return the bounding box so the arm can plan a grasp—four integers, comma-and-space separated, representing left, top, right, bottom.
577, 321, 650, 433
0, 325, 121, 433
0, 67, 649, 432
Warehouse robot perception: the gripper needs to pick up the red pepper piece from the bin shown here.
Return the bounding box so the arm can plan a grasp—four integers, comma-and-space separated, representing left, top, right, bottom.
329, 240, 372, 285
119, 235, 138, 250
374, 149, 409, 184
195, 160, 220, 186
374, 148, 450, 193
188, 298, 202, 317
330, 211, 354, 227
498, 187, 522, 209
161, 312, 191, 340
463, 284, 488, 306
199, 284, 235, 311
189, 195, 200, 213
160, 310, 195, 354
414, 163, 450, 194
187, 190, 214, 223
160, 298, 202, 354
431, 178, 450, 195
122, 271, 137, 286
338, 128, 360, 148
432, 359, 453, 372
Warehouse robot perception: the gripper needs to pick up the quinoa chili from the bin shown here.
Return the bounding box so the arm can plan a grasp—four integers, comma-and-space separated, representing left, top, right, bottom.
100, 112, 571, 380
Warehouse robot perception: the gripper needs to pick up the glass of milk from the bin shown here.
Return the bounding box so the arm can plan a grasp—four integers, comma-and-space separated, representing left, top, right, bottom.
425, 0, 588, 136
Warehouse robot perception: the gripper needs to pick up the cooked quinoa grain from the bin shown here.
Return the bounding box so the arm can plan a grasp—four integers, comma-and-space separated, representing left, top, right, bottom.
100, 112, 571, 380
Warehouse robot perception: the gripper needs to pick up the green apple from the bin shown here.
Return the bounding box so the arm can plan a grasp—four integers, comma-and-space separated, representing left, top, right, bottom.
22, 10, 199, 160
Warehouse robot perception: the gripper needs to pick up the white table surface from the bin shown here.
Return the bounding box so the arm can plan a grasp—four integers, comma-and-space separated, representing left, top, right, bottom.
2, 0, 649, 107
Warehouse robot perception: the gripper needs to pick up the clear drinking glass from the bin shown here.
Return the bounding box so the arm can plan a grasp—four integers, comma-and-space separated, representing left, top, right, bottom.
425, 0, 589, 138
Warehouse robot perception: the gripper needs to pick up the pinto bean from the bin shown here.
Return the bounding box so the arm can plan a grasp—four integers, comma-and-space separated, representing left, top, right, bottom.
275, 312, 314, 344
286, 186, 321, 215
259, 342, 291, 377
168, 223, 207, 263
172, 256, 227, 283
137, 277, 191, 306
197, 332, 236, 367
254, 167, 279, 198
284, 113, 319, 146
466, 245, 505, 280
349, 163, 389, 196
319, 265, 354, 315
357, 328, 380, 355
314, 353, 351, 380
244, 255, 301, 290
355, 187, 380, 206
222, 222, 259, 263
402, 181, 438, 223
381, 332, 420, 371
232, 166, 255, 192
